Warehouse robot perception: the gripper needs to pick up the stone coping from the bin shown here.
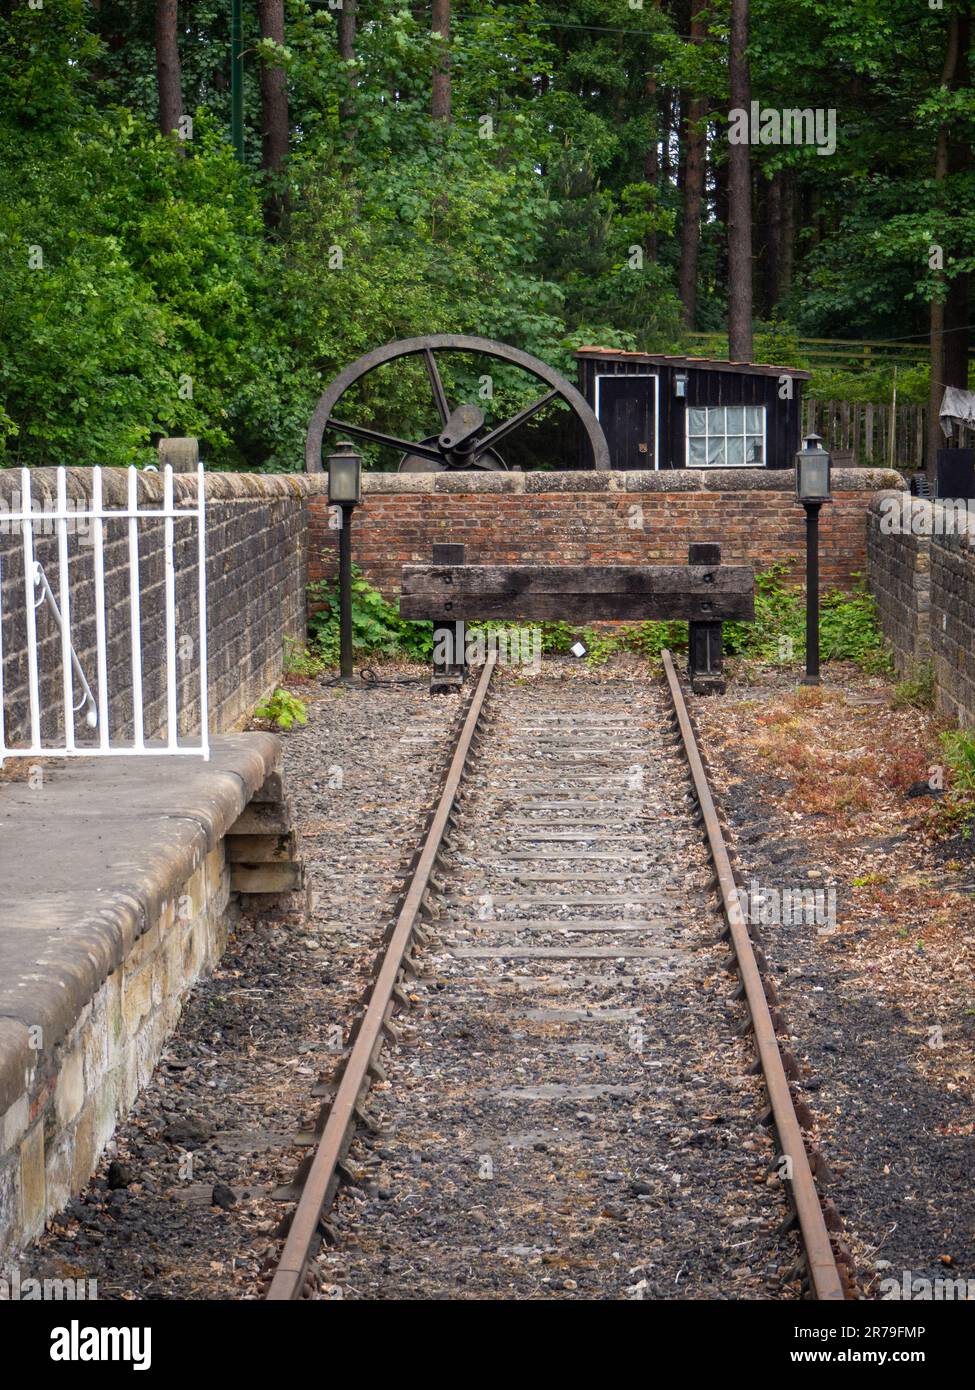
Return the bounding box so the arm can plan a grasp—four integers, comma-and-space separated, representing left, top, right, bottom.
0, 465, 905, 506
867, 490, 975, 548
356, 465, 904, 494
0, 733, 280, 1112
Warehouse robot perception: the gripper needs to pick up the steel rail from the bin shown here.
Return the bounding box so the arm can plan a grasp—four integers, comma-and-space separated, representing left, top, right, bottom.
266, 652, 498, 1300
661, 650, 845, 1302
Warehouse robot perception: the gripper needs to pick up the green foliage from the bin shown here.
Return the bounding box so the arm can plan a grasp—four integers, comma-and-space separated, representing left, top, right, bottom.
575, 627, 614, 667
283, 638, 328, 680
3, 0, 975, 466
724, 566, 887, 671
539, 621, 576, 654
936, 730, 975, 839
308, 569, 432, 666
892, 664, 936, 711
253, 687, 308, 730
941, 730, 975, 795
806, 364, 931, 408
820, 586, 891, 672
724, 564, 804, 660
624, 620, 689, 660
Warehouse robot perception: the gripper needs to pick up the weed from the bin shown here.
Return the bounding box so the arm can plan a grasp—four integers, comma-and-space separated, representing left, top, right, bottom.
724, 566, 887, 671
892, 664, 935, 710
253, 688, 308, 731
283, 638, 327, 680
308, 568, 432, 666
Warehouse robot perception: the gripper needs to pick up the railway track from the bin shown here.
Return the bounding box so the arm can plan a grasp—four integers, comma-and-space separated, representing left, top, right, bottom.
266, 653, 846, 1301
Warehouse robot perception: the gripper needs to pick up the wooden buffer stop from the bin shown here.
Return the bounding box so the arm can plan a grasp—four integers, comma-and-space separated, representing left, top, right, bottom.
399, 542, 754, 695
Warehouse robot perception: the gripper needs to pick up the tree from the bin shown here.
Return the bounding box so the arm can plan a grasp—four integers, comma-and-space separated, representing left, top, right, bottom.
678, 0, 708, 328
727, 0, 753, 359
926, 1, 966, 479
257, 0, 289, 228
942, 6, 972, 432
432, 0, 451, 121
154, 0, 183, 139
337, 0, 357, 133
338, 0, 356, 61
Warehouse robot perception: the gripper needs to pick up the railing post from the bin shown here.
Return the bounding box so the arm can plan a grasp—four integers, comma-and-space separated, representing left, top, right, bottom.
430, 542, 466, 695
687, 541, 725, 695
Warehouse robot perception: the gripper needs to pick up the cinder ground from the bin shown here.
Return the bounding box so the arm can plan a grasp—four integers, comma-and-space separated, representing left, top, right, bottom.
13, 670, 461, 1299
694, 661, 975, 1299
17, 654, 971, 1301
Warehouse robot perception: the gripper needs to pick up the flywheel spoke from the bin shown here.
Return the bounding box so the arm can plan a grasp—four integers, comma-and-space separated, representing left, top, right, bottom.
476, 390, 559, 454
423, 349, 451, 426
328, 418, 444, 464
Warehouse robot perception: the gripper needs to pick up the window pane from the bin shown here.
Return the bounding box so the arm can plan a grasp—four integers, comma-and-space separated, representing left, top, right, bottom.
707, 439, 726, 466
705, 406, 725, 435
746, 435, 764, 464
725, 406, 745, 433
688, 437, 707, 466
726, 436, 744, 466
746, 406, 764, 433
687, 407, 706, 436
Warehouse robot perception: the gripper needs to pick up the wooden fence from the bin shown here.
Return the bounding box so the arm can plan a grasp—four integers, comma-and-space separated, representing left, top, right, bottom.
685, 331, 971, 372
801, 399, 975, 469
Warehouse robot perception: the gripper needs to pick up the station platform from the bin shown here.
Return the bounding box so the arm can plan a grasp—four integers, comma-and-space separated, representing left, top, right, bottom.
0, 734, 300, 1259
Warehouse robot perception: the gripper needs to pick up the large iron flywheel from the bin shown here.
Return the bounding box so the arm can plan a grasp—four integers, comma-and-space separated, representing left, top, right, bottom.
304, 334, 610, 473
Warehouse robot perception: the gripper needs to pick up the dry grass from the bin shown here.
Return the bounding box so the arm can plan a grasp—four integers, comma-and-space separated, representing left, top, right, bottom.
732, 683, 942, 825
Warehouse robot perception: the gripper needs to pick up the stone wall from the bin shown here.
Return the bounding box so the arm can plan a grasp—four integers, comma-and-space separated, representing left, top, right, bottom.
931, 509, 975, 729
866, 493, 932, 675
866, 492, 975, 728
307, 467, 904, 601
0, 735, 292, 1261
0, 470, 309, 748
0, 843, 230, 1257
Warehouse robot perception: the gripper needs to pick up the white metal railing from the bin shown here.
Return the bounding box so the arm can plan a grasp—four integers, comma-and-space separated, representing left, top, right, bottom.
0, 465, 209, 761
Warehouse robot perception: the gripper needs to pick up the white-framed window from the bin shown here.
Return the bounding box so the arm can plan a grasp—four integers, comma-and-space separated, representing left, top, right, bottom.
686, 405, 766, 467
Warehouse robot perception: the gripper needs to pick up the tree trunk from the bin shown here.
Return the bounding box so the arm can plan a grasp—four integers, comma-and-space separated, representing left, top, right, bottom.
338, 0, 357, 61
678, 100, 706, 326
678, 2, 708, 328
644, 70, 659, 262
712, 123, 729, 292
660, 94, 673, 184
432, 0, 451, 121
643, 0, 663, 237
337, 0, 357, 132
927, 4, 963, 479
779, 169, 795, 302
945, 272, 971, 390
727, 0, 753, 360
763, 169, 783, 315
257, 0, 289, 228
944, 8, 972, 396
154, 0, 183, 140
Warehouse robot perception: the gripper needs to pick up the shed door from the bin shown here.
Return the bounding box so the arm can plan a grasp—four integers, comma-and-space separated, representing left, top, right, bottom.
594, 374, 658, 470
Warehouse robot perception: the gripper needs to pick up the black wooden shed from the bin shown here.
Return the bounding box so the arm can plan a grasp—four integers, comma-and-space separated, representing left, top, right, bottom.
575, 348, 811, 472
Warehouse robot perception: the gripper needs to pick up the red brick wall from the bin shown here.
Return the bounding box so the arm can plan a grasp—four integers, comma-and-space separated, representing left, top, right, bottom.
307, 470, 904, 601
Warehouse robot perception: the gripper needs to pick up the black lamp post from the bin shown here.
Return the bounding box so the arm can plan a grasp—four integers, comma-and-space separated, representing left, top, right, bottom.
795, 433, 832, 686
328, 441, 362, 684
